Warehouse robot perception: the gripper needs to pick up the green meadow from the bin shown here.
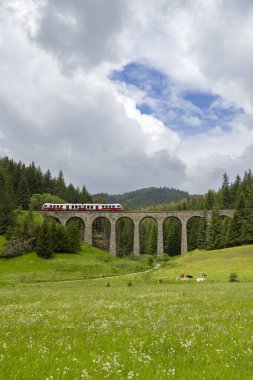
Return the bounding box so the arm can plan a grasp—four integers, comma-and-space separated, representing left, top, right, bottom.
0, 241, 253, 379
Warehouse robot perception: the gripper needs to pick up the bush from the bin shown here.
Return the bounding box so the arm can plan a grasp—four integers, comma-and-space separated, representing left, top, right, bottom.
148, 256, 154, 266
127, 280, 133, 287
0, 238, 34, 258
157, 253, 170, 262
229, 272, 239, 282
127, 253, 142, 261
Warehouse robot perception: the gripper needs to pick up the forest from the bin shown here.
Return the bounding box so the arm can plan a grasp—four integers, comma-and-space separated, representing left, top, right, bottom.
1, 156, 253, 257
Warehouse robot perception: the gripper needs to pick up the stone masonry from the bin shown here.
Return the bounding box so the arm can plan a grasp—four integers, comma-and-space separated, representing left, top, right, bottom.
45, 210, 234, 256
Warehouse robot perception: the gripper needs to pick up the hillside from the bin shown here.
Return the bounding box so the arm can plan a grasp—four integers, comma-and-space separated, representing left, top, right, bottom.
94, 186, 190, 210
0, 238, 150, 285
1, 236, 253, 284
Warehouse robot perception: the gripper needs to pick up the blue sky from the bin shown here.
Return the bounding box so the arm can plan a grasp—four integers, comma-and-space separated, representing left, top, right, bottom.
110, 62, 244, 135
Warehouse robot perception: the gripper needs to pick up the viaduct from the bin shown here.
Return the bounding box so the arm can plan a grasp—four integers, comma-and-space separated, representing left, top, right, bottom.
45, 210, 234, 256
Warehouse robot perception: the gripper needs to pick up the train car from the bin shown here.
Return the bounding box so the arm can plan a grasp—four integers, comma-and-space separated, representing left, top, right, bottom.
42, 203, 123, 211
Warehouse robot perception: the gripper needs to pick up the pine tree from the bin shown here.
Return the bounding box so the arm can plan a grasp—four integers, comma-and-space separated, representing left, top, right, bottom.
36, 220, 54, 258
230, 191, 246, 246
221, 173, 231, 209
206, 208, 222, 250
16, 175, 30, 209
54, 170, 66, 199
66, 222, 81, 253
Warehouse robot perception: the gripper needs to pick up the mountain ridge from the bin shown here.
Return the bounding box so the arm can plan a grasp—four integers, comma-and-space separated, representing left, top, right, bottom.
93, 186, 190, 210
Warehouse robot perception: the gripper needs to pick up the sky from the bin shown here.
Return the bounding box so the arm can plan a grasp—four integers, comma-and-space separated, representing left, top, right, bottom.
1, 0, 253, 194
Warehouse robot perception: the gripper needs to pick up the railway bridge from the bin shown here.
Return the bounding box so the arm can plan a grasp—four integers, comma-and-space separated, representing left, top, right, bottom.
45, 210, 234, 256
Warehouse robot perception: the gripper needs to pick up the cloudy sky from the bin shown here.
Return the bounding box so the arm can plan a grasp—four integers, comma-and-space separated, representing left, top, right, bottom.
1, 0, 253, 194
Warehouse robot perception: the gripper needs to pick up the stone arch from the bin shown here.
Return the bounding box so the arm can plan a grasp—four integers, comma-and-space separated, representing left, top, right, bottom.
163, 216, 182, 256
45, 215, 61, 224
66, 217, 85, 240
92, 216, 111, 251
139, 216, 158, 255
116, 217, 134, 256
187, 216, 206, 251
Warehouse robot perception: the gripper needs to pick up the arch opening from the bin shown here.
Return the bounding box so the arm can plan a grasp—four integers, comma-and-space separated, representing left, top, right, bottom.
45, 216, 61, 224
116, 217, 134, 257
187, 216, 206, 251
139, 217, 158, 255
66, 217, 85, 240
163, 217, 181, 256
92, 217, 111, 251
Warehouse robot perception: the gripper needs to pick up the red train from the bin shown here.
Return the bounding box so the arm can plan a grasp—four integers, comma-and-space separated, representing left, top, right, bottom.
42, 203, 123, 211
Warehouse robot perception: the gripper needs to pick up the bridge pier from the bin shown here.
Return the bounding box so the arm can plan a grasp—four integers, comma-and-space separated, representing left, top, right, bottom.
84, 220, 92, 245
110, 221, 116, 256
157, 221, 164, 256
181, 220, 188, 254
133, 221, 140, 255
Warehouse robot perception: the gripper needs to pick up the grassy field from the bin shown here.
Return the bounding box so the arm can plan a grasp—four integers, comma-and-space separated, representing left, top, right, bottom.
0, 243, 253, 379
0, 240, 151, 285
0, 281, 252, 379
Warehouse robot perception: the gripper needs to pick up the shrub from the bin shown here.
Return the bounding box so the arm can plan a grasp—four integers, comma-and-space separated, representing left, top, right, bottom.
106, 282, 110, 287
127, 253, 142, 261
128, 280, 133, 287
0, 238, 34, 258
157, 253, 170, 262
148, 256, 154, 266
229, 272, 239, 282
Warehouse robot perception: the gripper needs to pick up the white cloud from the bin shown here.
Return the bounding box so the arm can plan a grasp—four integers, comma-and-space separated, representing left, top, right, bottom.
1, 0, 253, 194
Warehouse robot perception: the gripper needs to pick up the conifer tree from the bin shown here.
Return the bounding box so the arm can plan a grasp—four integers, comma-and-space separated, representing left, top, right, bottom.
221, 173, 231, 209
206, 208, 222, 250
36, 220, 54, 258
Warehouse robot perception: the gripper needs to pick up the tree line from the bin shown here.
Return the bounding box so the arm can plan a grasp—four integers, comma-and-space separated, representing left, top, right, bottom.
0, 156, 92, 233
1, 155, 253, 257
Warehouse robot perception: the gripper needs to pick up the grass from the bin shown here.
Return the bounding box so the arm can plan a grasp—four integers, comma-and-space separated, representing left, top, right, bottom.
0, 281, 252, 379
151, 245, 253, 283
0, 241, 151, 285
0, 242, 253, 379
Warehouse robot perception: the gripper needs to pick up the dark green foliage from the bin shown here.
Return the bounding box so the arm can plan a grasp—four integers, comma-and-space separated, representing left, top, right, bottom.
221, 173, 232, 209
0, 157, 92, 214
35, 219, 82, 258
229, 272, 239, 282
29, 193, 65, 211
187, 217, 206, 251
127, 280, 132, 286
92, 217, 110, 251
0, 168, 16, 234
116, 218, 134, 256
36, 220, 54, 259
94, 187, 189, 210
163, 217, 181, 256
148, 256, 154, 266
140, 218, 157, 255
65, 222, 82, 253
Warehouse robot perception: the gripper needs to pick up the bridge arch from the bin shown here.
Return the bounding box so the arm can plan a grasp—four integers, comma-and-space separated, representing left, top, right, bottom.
116, 217, 134, 256
163, 216, 182, 256
187, 216, 206, 251
139, 216, 158, 255
66, 217, 85, 240
45, 215, 61, 224
92, 216, 111, 251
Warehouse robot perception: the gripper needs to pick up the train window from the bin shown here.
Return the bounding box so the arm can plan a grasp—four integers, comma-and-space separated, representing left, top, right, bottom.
72, 205, 74, 209
50, 205, 52, 208
91, 205, 93, 209
87, 205, 89, 209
